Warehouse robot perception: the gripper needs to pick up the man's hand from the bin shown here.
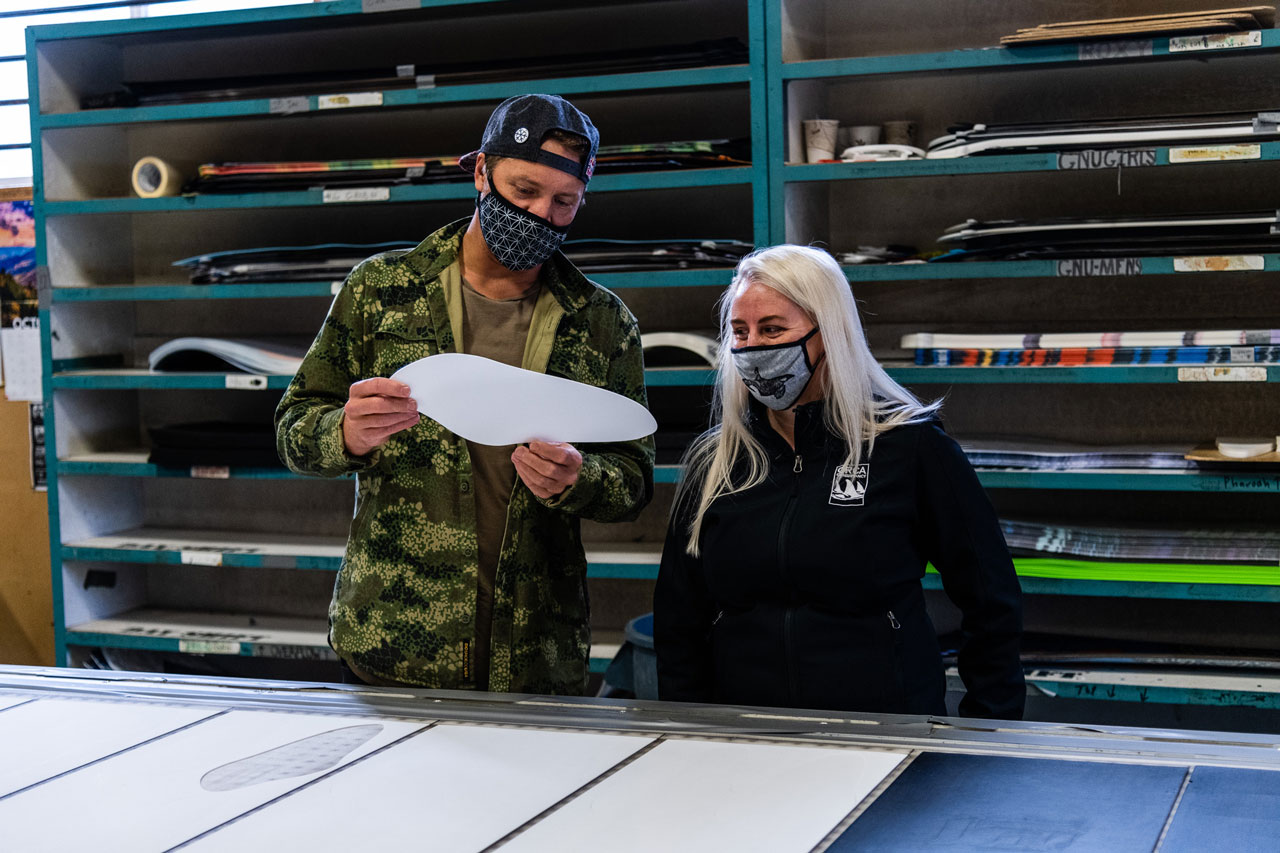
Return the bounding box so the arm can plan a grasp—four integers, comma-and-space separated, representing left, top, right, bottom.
512, 441, 583, 499
342, 378, 419, 457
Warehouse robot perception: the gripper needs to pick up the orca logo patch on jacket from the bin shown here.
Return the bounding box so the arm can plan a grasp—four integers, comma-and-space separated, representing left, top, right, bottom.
830, 464, 868, 506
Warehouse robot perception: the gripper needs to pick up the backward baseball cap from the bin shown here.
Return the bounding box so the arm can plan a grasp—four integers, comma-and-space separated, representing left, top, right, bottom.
459, 94, 599, 184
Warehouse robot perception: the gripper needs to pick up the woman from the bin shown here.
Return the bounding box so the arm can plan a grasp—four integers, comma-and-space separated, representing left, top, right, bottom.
654, 245, 1025, 719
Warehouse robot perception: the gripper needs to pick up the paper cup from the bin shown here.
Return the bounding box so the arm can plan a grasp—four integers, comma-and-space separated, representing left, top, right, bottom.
883, 120, 918, 147
848, 125, 882, 147
803, 119, 839, 162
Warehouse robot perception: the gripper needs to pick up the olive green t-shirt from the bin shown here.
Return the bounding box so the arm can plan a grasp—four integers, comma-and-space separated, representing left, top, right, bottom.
459, 275, 540, 690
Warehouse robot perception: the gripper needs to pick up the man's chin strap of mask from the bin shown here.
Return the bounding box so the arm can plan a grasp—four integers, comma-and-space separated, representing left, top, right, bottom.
476, 175, 571, 272
730, 327, 823, 411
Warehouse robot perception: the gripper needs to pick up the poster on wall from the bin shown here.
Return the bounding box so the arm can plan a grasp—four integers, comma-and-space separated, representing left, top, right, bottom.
1, 200, 40, 402
29, 401, 46, 491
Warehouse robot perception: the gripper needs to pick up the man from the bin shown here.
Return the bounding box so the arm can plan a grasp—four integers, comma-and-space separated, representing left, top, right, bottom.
276, 94, 655, 694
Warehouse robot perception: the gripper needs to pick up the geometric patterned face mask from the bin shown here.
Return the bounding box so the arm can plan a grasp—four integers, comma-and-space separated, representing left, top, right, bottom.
476, 178, 571, 271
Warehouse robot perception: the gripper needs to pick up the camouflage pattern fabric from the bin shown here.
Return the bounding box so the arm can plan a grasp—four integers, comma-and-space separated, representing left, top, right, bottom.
275, 219, 654, 693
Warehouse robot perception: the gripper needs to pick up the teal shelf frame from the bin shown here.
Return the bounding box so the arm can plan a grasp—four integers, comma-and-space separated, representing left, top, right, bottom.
844, 255, 1280, 282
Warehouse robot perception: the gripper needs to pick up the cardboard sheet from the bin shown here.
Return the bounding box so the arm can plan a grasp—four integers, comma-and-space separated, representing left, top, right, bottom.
391, 352, 657, 445
0, 697, 223, 798
0, 709, 425, 851
500, 737, 906, 853
1160, 765, 1280, 852
829, 752, 1186, 851
185, 723, 655, 850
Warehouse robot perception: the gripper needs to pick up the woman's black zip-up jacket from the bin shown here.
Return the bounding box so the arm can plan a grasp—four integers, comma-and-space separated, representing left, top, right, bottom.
654, 400, 1025, 720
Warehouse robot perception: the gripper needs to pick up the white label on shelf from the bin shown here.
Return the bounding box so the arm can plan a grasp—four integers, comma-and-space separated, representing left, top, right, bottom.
1169, 30, 1262, 52
1173, 255, 1265, 272
1078, 39, 1152, 61
1230, 347, 1255, 363
415, 74, 436, 89
318, 92, 384, 110
179, 639, 241, 655
1177, 366, 1267, 382
395, 64, 415, 77
252, 644, 334, 660
1057, 149, 1156, 170
1056, 258, 1142, 277
1168, 143, 1261, 163
180, 550, 224, 567
190, 465, 231, 479
323, 187, 391, 204
362, 0, 419, 12
268, 96, 310, 115
225, 374, 268, 390
331, 281, 344, 295
405, 165, 425, 178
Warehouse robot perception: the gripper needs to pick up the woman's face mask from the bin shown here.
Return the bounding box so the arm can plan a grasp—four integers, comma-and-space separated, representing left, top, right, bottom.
476, 176, 571, 271
730, 326, 820, 410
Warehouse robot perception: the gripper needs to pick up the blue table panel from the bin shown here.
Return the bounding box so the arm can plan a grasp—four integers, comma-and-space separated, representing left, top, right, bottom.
1160, 765, 1280, 853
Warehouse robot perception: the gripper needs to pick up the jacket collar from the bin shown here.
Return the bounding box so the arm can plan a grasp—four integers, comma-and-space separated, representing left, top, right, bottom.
402, 217, 595, 314
746, 396, 834, 458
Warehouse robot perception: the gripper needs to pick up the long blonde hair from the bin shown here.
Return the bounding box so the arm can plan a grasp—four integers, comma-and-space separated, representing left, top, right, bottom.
676, 244, 941, 555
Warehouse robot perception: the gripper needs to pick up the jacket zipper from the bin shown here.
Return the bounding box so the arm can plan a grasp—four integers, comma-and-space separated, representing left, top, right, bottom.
778, 452, 803, 703
887, 610, 901, 630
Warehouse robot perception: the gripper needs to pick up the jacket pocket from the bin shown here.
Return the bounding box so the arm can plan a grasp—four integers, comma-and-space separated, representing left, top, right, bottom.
370, 317, 438, 378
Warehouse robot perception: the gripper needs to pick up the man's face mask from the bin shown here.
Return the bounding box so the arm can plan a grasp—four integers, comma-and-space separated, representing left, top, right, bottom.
730, 326, 821, 410
477, 174, 572, 271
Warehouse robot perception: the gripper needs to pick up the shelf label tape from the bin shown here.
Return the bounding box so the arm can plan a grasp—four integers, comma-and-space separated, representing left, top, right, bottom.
395, 64, 415, 77
1173, 255, 1264, 273
415, 74, 436, 89
1078, 39, 1152, 61
362, 0, 419, 12
1056, 258, 1142, 277
225, 374, 268, 390
190, 465, 230, 479
1169, 31, 1262, 52
1169, 144, 1260, 163
179, 640, 242, 655
1177, 366, 1267, 382
180, 550, 224, 567
1058, 149, 1155, 170
323, 187, 391, 203
318, 92, 383, 110
252, 644, 335, 660
268, 96, 310, 115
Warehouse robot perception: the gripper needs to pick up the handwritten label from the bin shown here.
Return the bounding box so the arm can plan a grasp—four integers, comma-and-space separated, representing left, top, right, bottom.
253, 644, 334, 660
323, 187, 390, 203
268, 96, 309, 115
1078, 39, 1152, 61
225, 374, 268, 390
180, 550, 224, 567
179, 640, 241, 655
190, 466, 230, 479
395, 64, 415, 77
1173, 255, 1264, 272
1058, 149, 1155, 170
1177, 366, 1266, 382
415, 74, 436, 89
1169, 144, 1260, 163
1218, 475, 1280, 493
362, 0, 419, 12
1169, 30, 1262, 52
317, 92, 383, 110
1056, 258, 1142, 277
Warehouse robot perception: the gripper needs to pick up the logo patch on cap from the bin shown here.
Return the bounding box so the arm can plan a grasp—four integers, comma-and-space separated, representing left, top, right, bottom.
514, 127, 529, 143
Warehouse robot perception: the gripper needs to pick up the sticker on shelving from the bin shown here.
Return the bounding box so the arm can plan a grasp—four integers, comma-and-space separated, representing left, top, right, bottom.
268, 97, 310, 116
1230, 347, 1256, 363
331, 281, 344, 296
1168, 144, 1260, 163
179, 640, 241, 655
1169, 30, 1262, 52
395, 64, 415, 77
362, 0, 419, 12
405, 165, 425, 178
415, 74, 436, 89
1057, 150, 1155, 170
252, 644, 335, 660
1173, 255, 1264, 273
1056, 258, 1142, 277
225, 374, 268, 390
190, 466, 231, 479
318, 92, 384, 110
1078, 39, 1152, 61
1177, 366, 1267, 382
323, 188, 391, 204
181, 550, 224, 567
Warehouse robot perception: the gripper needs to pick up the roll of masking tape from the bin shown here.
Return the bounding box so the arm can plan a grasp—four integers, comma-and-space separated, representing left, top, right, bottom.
131, 156, 185, 198
1215, 437, 1276, 458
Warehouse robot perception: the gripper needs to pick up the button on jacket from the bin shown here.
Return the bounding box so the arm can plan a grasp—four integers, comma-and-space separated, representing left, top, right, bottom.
655, 401, 1024, 719
276, 219, 655, 693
